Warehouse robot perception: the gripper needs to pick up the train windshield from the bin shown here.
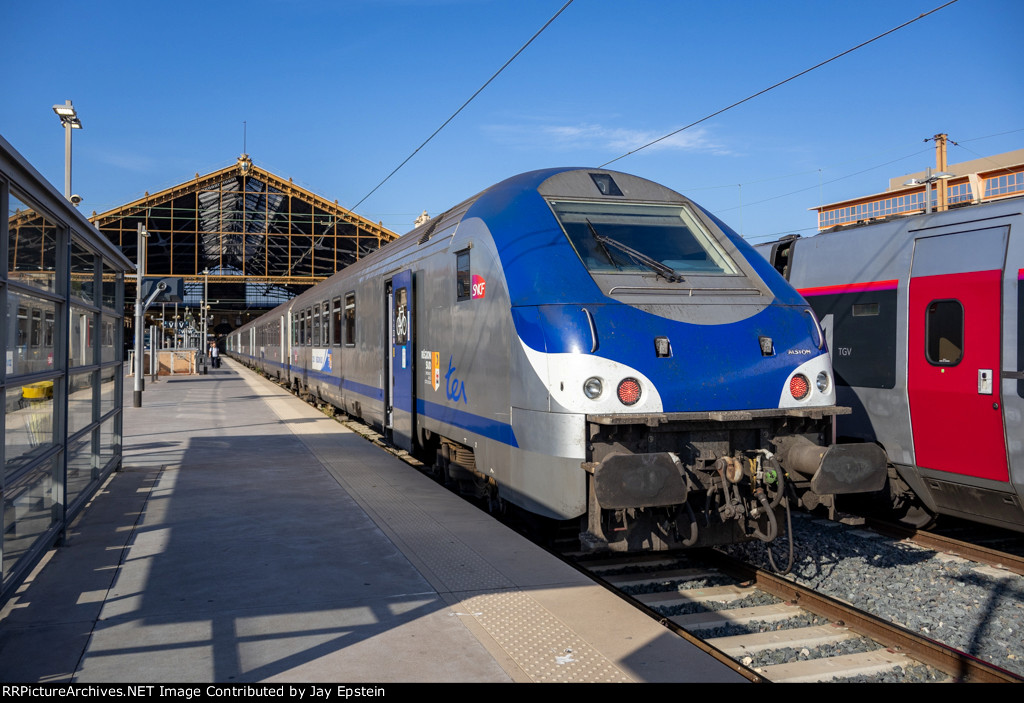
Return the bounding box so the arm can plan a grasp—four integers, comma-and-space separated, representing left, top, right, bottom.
549, 200, 739, 276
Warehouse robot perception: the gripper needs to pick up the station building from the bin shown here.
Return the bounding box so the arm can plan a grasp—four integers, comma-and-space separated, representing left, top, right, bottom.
89, 154, 399, 339
2, 134, 133, 597
814, 142, 1024, 231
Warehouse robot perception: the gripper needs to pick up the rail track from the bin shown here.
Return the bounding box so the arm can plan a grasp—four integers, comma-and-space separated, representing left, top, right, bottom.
865, 519, 1024, 577
570, 548, 1022, 683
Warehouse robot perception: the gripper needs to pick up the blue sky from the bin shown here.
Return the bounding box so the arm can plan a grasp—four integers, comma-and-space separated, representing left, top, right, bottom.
2, 0, 1021, 241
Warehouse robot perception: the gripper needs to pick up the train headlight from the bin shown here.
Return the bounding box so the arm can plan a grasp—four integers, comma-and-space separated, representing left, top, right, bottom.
789, 374, 809, 401
617, 378, 642, 406
583, 377, 603, 399
816, 371, 830, 394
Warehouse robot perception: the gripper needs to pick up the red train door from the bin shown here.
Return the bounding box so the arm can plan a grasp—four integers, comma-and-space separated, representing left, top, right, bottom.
907, 226, 1009, 482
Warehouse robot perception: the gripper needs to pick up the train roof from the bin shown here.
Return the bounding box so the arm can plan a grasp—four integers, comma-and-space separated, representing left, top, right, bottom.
236, 167, 807, 330
759, 193, 1024, 247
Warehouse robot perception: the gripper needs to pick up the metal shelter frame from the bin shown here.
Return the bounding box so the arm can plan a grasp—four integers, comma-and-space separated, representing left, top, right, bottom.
91, 154, 399, 314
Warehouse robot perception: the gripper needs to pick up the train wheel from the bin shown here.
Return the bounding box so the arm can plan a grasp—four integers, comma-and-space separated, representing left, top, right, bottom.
895, 501, 937, 530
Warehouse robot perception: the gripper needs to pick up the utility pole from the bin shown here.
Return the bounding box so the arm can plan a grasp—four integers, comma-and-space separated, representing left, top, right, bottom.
933, 133, 949, 212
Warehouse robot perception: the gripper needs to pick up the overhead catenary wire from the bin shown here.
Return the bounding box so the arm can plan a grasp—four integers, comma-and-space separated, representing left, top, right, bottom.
724, 122, 1024, 231
599, 0, 961, 168
350, 0, 575, 212
716, 147, 931, 214
950, 133, 1024, 176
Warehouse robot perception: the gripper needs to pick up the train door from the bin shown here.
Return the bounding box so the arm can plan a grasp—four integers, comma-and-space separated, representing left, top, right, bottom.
384, 281, 393, 436
907, 226, 1009, 482
384, 270, 415, 451
279, 314, 286, 371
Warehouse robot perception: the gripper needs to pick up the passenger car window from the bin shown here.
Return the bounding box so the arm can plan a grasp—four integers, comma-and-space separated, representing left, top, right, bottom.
332, 298, 342, 345
344, 293, 355, 346
926, 300, 963, 366
456, 250, 470, 301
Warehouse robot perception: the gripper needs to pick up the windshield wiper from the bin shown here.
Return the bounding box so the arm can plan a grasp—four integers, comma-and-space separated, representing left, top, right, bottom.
585, 219, 621, 270
585, 220, 683, 282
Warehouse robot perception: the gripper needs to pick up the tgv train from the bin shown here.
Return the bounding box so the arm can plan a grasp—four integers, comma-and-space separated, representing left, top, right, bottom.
758, 196, 1024, 532
228, 168, 886, 551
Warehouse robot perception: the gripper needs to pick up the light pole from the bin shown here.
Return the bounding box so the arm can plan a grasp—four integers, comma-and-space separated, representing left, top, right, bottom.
904, 168, 955, 215
52, 100, 82, 202
134, 224, 149, 407
201, 268, 209, 371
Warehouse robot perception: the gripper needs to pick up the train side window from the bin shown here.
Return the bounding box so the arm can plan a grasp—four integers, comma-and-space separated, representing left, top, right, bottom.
44, 311, 55, 347
31, 309, 42, 347
344, 293, 356, 347
332, 298, 342, 346
306, 308, 313, 345
312, 303, 321, 346
456, 249, 470, 301
394, 287, 408, 345
17, 307, 29, 347
321, 302, 330, 346
926, 299, 963, 366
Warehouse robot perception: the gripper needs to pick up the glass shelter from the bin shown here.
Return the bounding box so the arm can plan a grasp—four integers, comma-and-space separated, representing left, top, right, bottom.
1, 133, 132, 599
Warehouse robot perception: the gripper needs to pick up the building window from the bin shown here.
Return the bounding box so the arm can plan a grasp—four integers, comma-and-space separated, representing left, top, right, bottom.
8, 192, 59, 294
947, 182, 973, 204
984, 172, 1024, 198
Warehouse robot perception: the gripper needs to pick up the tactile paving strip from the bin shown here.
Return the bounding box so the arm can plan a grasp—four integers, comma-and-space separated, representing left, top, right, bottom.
458, 590, 632, 683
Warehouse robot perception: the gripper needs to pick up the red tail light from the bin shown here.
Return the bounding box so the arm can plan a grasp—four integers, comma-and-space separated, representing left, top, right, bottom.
617, 378, 642, 406
790, 374, 809, 400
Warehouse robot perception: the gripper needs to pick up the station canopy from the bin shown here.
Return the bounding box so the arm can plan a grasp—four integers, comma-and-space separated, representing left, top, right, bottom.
90, 154, 399, 308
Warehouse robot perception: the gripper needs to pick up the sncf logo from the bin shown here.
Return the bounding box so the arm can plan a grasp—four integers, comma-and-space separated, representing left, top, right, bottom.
471, 274, 486, 299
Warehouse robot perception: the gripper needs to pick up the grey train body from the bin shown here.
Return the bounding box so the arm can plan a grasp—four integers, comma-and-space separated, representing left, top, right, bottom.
758, 195, 1024, 531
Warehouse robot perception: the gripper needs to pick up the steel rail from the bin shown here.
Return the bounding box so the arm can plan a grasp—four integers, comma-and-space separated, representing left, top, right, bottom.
704, 550, 1023, 683
866, 519, 1024, 577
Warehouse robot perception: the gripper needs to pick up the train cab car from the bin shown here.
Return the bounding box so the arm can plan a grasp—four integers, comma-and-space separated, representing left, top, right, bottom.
230, 168, 887, 552
758, 196, 1024, 532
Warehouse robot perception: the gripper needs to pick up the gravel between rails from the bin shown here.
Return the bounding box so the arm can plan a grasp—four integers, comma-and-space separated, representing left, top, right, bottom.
720, 513, 1024, 678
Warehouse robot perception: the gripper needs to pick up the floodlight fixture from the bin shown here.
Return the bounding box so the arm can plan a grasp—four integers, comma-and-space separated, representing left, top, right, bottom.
903, 169, 956, 214
53, 100, 82, 199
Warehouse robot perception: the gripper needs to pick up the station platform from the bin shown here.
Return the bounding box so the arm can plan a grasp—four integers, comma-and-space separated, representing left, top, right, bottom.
0, 359, 747, 684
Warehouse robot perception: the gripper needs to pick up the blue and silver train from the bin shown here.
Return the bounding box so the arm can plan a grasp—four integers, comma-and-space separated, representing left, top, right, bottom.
227, 168, 885, 551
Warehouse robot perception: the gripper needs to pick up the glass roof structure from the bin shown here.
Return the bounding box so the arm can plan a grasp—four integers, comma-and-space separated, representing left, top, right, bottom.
90, 155, 398, 308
